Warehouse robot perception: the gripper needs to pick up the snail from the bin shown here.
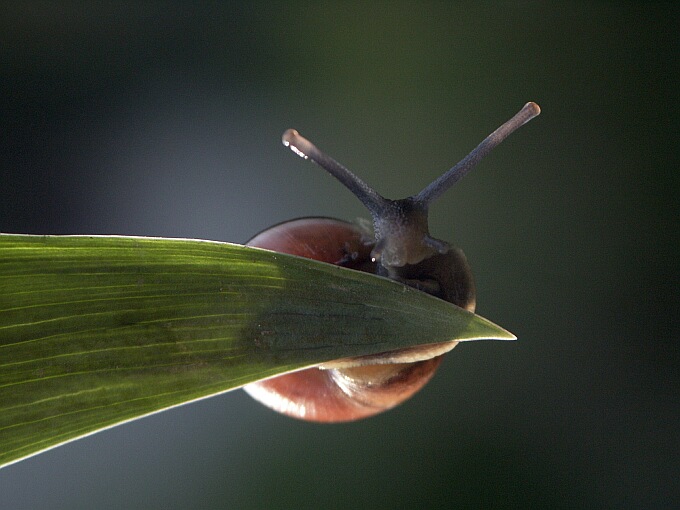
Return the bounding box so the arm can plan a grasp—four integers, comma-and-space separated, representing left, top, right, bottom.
244, 102, 540, 422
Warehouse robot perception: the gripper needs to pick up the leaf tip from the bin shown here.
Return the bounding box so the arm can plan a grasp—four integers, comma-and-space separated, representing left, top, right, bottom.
460, 311, 517, 342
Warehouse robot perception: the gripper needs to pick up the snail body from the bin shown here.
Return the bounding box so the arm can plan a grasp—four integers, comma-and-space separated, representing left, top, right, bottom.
244, 102, 540, 422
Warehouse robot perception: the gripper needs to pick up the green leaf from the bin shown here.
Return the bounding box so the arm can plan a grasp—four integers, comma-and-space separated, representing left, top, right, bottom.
0, 234, 514, 468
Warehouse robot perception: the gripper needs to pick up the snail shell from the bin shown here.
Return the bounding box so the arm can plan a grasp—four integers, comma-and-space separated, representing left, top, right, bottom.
244, 218, 474, 422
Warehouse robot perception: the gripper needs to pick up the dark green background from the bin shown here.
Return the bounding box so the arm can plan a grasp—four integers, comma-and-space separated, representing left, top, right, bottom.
1, 3, 677, 509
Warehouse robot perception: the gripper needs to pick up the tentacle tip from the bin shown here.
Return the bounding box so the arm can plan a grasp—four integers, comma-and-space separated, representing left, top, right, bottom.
524, 102, 541, 117
282, 129, 309, 159
282, 128, 299, 147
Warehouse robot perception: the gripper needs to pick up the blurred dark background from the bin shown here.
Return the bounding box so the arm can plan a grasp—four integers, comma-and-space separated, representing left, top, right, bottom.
1, 3, 677, 509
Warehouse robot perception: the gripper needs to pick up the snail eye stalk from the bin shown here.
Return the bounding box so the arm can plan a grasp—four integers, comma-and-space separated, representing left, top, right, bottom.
415, 102, 541, 205
282, 128, 387, 217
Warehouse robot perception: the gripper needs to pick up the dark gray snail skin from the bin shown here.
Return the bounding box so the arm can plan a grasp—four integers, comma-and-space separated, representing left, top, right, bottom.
244, 102, 540, 422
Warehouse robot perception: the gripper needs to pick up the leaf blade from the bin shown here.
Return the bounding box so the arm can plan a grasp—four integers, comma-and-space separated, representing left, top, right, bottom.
0, 234, 513, 467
